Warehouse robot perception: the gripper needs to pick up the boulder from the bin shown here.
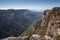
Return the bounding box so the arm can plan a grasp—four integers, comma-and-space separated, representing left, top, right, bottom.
30, 34, 40, 40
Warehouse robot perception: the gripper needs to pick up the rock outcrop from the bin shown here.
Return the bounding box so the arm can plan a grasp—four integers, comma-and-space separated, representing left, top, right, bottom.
41, 7, 60, 40
1, 34, 47, 40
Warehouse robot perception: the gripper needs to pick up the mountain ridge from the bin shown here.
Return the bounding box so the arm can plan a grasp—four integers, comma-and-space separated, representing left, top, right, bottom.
0, 9, 42, 39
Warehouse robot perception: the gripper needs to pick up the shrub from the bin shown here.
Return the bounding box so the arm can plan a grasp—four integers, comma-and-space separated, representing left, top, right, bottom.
34, 26, 46, 36
55, 35, 60, 40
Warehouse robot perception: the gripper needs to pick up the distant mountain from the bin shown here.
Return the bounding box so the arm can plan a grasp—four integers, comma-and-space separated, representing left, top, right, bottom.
0, 9, 42, 39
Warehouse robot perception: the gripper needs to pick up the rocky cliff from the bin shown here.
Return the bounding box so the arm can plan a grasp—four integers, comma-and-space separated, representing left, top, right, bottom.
1, 7, 60, 40
41, 7, 60, 40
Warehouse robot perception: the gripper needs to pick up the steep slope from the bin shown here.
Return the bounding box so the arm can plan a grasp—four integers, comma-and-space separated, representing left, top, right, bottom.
0, 9, 42, 39
20, 17, 46, 37
20, 19, 42, 36
40, 7, 60, 40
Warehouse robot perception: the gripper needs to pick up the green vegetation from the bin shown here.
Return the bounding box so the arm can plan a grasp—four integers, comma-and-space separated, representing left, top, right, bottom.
48, 33, 53, 38
21, 19, 46, 36
20, 19, 41, 36
32, 19, 46, 36
34, 26, 46, 36
55, 35, 60, 40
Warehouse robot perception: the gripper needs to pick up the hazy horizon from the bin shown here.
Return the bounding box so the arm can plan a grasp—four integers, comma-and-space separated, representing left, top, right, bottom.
0, 0, 60, 11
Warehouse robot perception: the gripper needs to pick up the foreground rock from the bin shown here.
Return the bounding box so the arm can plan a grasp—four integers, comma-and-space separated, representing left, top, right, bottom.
1, 34, 47, 40
1, 36, 30, 40
30, 34, 41, 40
1, 37, 17, 40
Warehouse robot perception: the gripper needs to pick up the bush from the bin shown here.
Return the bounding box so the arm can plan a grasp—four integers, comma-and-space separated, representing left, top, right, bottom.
34, 26, 46, 36
55, 35, 60, 40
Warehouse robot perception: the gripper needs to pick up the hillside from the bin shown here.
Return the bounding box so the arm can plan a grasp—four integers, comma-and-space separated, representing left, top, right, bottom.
20, 19, 42, 36
0, 9, 42, 39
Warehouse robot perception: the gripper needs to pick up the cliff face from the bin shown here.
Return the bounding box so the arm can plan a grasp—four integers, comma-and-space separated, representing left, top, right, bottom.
41, 7, 60, 40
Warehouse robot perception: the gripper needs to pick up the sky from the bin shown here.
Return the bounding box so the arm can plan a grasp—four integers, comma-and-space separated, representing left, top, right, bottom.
0, 0, 60, 11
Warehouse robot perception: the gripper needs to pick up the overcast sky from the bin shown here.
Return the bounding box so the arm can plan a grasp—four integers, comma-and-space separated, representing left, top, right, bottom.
0, 0, 60, 10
